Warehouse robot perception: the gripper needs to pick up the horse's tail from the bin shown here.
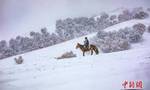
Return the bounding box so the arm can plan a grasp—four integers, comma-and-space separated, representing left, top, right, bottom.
94, 46, 99, 54
90, 45, 99, 55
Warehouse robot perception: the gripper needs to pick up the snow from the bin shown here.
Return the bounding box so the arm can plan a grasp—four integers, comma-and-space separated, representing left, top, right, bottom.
0, 18, 150, 90
93, 7, 127, 20
105, 18, 150, 32
1, 0, 149, 41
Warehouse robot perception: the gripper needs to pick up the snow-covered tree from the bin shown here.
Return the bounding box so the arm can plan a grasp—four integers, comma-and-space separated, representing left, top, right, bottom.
0, 40, 7, 52
1, 7, 149, 59
91, 30, 130, 53
2, 48, 15, 58
128, 30, 142, 43
56, 17, 97, 40
109, 15, 118, 25
41, 27, 49, 36
110, 15, 117, 21
147, 25, 150, 33
49, 33, 62, 45
96, 12, 111, 30
132, 7, 149, 19
9, 38, 19, 53
0, 40, 16, 59
20, 37, 33, 52
56, 19, 67, 41
134, 11, 149, 19
92, 23, 146, 53
30, 31, 43, 49
97, 30, 108, 39
118, 9, 133, 22
40, 28, 52, 47
147, 8, 150, 12
0, 40, 7, 59
133, 23, 146, 35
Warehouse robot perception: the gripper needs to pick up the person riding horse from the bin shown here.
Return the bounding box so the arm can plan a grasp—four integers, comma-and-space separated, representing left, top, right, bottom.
84, 37, 89, 49
76, 37, 99, 56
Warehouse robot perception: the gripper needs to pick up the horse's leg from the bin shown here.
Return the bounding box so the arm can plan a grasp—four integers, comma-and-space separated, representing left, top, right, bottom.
83, 51, 85, 56
91, 50, 93, 55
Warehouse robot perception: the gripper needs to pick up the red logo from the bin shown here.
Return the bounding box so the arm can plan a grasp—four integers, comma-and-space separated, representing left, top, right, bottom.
122, 80, 143, 89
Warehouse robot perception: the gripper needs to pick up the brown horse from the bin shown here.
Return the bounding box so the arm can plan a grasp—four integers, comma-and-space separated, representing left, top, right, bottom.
76, 43, 99, 56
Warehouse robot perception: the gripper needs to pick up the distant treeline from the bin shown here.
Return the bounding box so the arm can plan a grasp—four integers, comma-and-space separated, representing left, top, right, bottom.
0, 7, 149, 59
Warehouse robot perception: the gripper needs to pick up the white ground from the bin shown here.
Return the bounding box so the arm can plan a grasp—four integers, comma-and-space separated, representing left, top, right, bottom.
0, 18, 150, 90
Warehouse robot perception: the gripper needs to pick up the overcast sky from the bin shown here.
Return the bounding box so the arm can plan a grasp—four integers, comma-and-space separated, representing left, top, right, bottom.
0, 0, 149, 40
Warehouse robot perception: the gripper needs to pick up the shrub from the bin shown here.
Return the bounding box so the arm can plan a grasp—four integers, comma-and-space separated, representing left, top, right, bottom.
118, 9, 133, 22
147, 25, 150, 33
128, 30, 142, 43
97, 30, 108, 39
122, 23, 146, 43
100, 38, 130, 53
14, 56, 23, 64
133, 23, 146, 35
110, 15, 117, 21
134, 11, 149, 19
92, 23, 146, 53
56, 51, 76, 59
147, 8, 150, 12
92, 31, 130, 53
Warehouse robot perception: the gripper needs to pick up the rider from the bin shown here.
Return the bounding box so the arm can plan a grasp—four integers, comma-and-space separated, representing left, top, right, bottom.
84, 37, 89, 49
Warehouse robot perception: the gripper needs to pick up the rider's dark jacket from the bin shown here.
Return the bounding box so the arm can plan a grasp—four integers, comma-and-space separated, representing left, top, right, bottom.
84, 38, 89, 47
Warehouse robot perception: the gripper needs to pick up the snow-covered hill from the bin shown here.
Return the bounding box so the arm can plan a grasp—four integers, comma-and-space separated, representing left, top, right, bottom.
0, 18, 150, 90
1, 0, 149, 41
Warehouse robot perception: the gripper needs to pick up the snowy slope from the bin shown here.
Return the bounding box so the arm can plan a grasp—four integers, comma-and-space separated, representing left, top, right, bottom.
0, 18, 150, 90
1, 0, 149, 41
105, 18, 150, 32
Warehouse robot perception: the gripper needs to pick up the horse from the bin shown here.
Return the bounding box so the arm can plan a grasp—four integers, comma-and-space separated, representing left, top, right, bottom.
76, 43, 99, 56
